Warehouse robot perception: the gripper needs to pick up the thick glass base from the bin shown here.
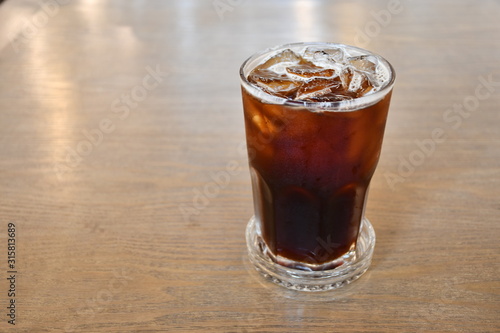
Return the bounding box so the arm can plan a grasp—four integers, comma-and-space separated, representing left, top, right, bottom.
246, 216, 375, 292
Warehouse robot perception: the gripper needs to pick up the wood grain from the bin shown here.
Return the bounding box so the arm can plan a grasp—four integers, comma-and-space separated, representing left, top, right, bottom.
0, 0, 499, 332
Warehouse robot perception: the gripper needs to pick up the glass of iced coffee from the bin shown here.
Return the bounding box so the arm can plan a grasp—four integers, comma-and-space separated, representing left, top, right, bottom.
240, 42, 395, 291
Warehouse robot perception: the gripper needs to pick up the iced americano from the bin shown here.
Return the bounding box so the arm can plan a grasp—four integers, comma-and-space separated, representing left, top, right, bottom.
241, 43, 394, 286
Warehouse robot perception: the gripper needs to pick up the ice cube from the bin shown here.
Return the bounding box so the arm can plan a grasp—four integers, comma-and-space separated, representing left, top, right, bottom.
323, 47, 346, 63
246, 47, 379, 101
248, 68, 301, 98
347, 70, 374, 97
339, 66, 354, 90
286, 64, 335, 78
304, 47, 346, 64
295, 77, 342, 101
303, 47, 322, 59
256, 49, 302, 70
251, 114, 278, 137
301, 93, 355, 102
348, 55, 378, 74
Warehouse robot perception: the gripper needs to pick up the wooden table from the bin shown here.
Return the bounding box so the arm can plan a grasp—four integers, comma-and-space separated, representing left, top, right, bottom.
0, 0, 498, 332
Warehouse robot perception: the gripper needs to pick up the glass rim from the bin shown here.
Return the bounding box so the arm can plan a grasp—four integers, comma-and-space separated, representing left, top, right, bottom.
239, 42, 396, 112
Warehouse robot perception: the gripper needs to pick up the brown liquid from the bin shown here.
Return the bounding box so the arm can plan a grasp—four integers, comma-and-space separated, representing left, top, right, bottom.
242, 88, 391, 267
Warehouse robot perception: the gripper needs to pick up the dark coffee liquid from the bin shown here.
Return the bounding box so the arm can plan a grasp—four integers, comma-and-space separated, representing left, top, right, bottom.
242, 88, 391, 267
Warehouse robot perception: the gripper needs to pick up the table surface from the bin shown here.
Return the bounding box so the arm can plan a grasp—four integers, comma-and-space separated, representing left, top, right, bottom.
0, 0, 499, 332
